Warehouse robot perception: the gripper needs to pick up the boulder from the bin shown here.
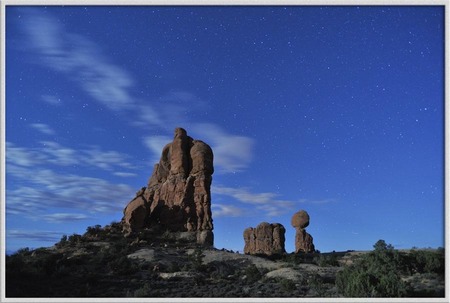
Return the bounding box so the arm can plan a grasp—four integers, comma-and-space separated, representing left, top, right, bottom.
243, 222, 286, 256
291, 210, 310, 229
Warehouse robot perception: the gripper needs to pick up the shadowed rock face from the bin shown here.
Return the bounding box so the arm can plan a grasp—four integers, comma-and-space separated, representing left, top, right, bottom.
122, 127, 214, 246
243, 222, 286, 256
291, 210, 315, 253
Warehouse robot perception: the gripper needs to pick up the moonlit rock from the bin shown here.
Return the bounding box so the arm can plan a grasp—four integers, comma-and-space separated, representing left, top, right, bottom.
291, 210, 310, 229
122, 127, 214, 246
243, 222, 286, 256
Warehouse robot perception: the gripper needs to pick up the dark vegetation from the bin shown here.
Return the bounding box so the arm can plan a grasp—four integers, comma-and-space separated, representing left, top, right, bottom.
336, 240, 445, 297
5, 224, 445, 298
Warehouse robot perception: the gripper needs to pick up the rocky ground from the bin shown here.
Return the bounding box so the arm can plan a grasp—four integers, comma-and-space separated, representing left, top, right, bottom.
5, 223, 445, 298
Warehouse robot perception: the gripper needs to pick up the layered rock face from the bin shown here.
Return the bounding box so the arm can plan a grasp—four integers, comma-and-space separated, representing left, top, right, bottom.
243, 222, 286, 256
122, 127, 214, 246
291, 210, 315, 253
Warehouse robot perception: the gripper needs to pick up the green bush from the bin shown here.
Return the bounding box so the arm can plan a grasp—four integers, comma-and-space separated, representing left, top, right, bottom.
408, 249, 444, 274
314, 254, 339, 267
336, 240, 411, 297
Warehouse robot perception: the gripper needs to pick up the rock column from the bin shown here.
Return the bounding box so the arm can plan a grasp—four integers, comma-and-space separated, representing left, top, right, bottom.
291, 210, 315, 253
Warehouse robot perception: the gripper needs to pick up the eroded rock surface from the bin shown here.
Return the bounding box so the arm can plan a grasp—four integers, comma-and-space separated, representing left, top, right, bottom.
243, 222, 286, 256
122, 127, 214, 246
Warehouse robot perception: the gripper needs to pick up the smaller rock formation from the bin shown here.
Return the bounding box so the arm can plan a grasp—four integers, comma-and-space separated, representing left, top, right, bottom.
291, 210, 315, 253
243, 222, 286, 256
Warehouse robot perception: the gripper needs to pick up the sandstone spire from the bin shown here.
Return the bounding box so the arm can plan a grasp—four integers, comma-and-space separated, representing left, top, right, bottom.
122, 127, 214, 246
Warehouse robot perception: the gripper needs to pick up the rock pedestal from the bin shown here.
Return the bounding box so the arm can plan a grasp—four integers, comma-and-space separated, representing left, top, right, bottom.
122, 127, 214, 246
291, 210, 315, 253
243, 222, 286, 256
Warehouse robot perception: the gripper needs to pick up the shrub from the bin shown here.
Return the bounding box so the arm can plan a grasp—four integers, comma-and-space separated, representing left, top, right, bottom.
336, 240, 410, 297
308, 273, 326, 297
280, 278, 296, 292
244, 264, 263, 283
314, 254, 339, 267
189, 247, 205, 271
408, 249, 444, 274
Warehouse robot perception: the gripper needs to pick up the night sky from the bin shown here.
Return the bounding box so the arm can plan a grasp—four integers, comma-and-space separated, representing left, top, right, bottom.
4, 5, 444, 254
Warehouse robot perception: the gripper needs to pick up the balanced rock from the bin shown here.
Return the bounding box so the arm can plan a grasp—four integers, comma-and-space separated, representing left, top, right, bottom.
122, 127, 214, 246
291, 210, 310, 229
291, 210, 315, 253
243, 222, 286, 256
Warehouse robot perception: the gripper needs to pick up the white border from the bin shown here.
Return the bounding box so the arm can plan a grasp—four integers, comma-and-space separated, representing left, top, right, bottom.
0, 1, 448, 303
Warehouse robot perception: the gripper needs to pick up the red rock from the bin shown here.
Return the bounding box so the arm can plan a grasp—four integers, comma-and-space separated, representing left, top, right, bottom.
122, 189, 148, 236
291, 210, 310, 229
122, 127, 214, 246
294, 228, 315, 253
243, 222, 286, 256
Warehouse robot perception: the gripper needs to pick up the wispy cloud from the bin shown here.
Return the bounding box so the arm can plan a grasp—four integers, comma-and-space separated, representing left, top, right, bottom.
30, 123, 56, 135
42, 213, 89, 223
7, 141, 136, 173
142, 135, 172, 164
41, 95, 62, 106
211, 204, 245, 218
212, 185, 295, 217
24, 12, 134, 111
113, 172, 138, 178
192, 123, 255, 173
20, 11, 256, 176
7, 229, 64, 243
6, 141, 137, 218
298, 198, 336, 205
6, 164, 134, 217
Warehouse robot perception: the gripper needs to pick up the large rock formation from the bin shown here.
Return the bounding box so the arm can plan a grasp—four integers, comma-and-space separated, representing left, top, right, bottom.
122, 127, 214, 246
291, 210, 315, 253
243, 222, 286, 256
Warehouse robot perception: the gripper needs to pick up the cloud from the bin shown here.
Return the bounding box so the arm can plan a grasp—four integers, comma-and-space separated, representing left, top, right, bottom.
7, 229, 64, 243
6, 164, 134, 217
7, 141, 136, 173
6, 142, 137, 218
42, 213, 89, 223
20, 11, 256, 176
212, 185, 295, 217
136, 105, 164, 127
211, 204, 245, 218
142, 135, 172, 163
191, 123, 255, 173
41, 95, 61, 105
298, 198, 336, 205
113, 172, 138, 178
30, 123, 56, 135
24, 12, 135, 111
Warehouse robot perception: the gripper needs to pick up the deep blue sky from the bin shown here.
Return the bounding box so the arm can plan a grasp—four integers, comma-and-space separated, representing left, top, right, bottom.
4, 5, 444, 254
